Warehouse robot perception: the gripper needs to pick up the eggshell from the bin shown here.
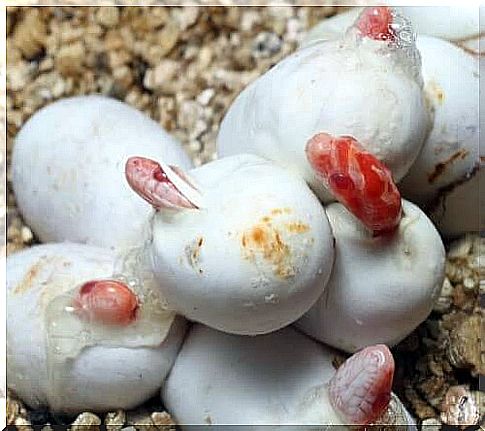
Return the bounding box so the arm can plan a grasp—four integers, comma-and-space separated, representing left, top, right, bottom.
217, 27, 429, 201
162, 324, 416, 429
11, 95, 192, 251
149, 154, 335, 335
399, 36, 479, 207
302, 7, 363, 46
296, 200, 445, 353
393, 6, 479, 41
429, 164, 484, 237
7, 243, 186, 413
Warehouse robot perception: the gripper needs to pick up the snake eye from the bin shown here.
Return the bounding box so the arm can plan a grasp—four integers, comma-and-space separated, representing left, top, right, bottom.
329, 173, 355, 192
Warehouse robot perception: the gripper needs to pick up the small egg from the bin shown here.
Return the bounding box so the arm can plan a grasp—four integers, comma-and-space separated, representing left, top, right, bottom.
7, 243, 186, 413
296, 200, 445, 353
162, 324, 417, 429
11, 95, 192, 251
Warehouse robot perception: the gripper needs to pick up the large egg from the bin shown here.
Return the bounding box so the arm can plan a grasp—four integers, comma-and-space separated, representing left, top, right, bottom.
217, 7, 429, 202
126, 154, 335, 335
11, 95, 192, 251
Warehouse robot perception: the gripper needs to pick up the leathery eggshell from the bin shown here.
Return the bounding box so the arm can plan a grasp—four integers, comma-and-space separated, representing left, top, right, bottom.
217, 7, 429, 202
393, 6, 479, 41
429, 162, 484, 237
296, 200, 445, 353
399, 36, 479, 208
7, 243, 186, 413
162, 324, 417, 429
11, 95, 192, 251
147, 154, 335, 335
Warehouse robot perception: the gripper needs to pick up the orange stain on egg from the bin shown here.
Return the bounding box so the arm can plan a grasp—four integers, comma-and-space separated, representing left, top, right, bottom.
240, 210, 311, 279
241, 224, 292, 279
427, 149, 470, 184
286, 222, 310, 234
14, 256, 56, 295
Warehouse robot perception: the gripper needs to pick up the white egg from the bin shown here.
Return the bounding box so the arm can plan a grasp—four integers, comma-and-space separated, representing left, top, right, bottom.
162, 324, 416, 429
12, 95, 192, 251
218, 8, 429, 201
7, 243, 186, 413
142, 154, 335, 335
296, 200, 445, 353
399, 36, 479, 208
302, 7, 362, 46
391, 6, 480, 41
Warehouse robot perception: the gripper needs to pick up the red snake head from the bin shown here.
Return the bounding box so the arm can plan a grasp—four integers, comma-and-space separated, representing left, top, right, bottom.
306, 132, 402, 236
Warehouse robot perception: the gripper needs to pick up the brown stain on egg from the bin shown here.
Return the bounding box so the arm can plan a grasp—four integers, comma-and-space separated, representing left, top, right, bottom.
13, 256, 55, 295
185, 236, 204, 274
251, 227, 266, 244
428, 149, 470, 183
426, 80, 446, 105
240, 209, 311, 280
